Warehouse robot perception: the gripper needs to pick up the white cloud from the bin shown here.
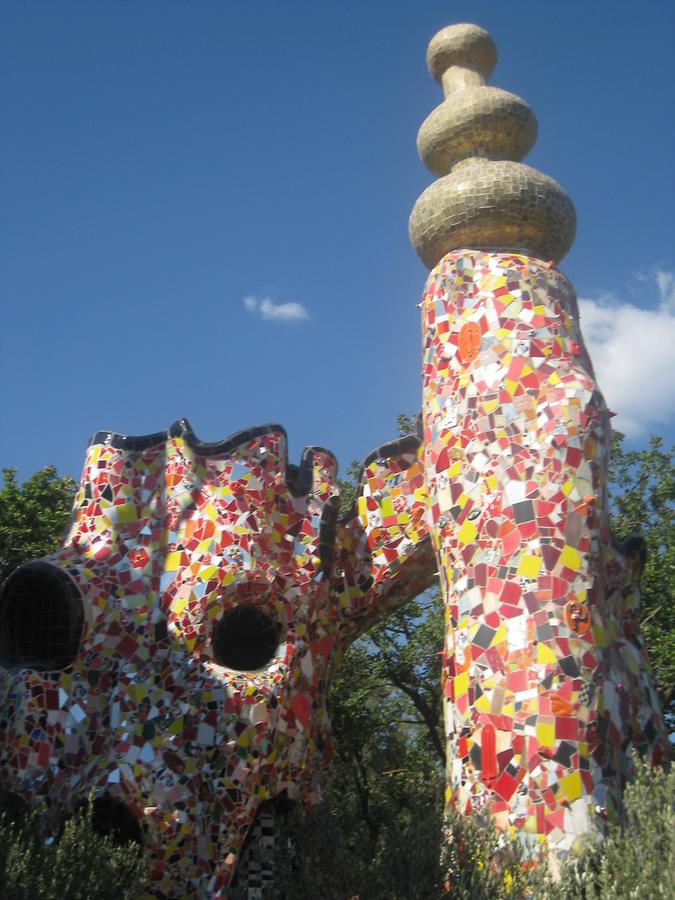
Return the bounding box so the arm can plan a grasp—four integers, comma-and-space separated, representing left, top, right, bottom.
578, 269, 675, 438
655, 270, 675, 307
242, 295, 309, 322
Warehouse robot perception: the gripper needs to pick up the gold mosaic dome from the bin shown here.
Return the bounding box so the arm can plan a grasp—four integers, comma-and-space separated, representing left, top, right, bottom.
409, 24, 576, 268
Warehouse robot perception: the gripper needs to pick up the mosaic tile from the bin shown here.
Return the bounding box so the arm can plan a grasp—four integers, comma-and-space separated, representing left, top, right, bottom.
421, 249, 668, 855
0, 422, 433, 896
412, 22, 667, 858
409, 23, 575, 270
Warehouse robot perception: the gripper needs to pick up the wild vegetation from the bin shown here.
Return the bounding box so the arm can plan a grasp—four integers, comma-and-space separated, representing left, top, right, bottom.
0, 796, 146, 900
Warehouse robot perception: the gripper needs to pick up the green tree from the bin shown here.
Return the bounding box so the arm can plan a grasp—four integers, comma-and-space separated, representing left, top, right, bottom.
0, 467, 75, 587
608, 433, 675, 723
272, 638, 445, 898
277, 418, 447, 897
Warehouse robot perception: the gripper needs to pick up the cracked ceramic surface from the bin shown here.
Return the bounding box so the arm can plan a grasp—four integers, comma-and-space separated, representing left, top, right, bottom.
0, 422, 434, 896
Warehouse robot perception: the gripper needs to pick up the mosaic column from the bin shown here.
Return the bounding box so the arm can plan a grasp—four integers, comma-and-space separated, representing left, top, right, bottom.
409, 24, 667, 856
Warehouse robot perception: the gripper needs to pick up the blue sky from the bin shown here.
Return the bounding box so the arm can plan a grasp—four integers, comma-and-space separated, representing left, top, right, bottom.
2, 1, 674, 483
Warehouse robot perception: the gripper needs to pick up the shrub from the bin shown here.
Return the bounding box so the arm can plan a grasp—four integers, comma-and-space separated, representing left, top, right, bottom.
553, 758, 674, 900
259, 757, 673, 899
0, 793, 146, 900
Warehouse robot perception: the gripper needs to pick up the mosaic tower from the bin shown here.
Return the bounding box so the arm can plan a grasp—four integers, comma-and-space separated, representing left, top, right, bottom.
411, 23, 667, 855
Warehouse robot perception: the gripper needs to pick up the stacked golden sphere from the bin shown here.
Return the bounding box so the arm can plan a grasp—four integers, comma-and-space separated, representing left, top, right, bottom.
409, 24, 576, 269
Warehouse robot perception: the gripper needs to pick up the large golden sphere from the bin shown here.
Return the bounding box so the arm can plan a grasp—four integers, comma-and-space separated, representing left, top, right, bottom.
409, 159, 576, 269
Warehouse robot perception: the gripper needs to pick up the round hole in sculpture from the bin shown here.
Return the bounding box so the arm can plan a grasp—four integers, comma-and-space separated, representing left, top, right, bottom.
90, 795, 144, 846
0, 561, 84, 671
0, 790, 29, 823
212, 606, 279, 671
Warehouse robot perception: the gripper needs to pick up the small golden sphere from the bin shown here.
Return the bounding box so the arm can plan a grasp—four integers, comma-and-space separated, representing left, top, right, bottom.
427, 24, 497, 83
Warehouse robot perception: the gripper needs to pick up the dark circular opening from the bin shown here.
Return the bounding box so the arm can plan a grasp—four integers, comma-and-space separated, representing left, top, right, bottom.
90, 795, 144, 846
0, 561, 84, 671
212, 606, 280, 671
0, 789, 30, 824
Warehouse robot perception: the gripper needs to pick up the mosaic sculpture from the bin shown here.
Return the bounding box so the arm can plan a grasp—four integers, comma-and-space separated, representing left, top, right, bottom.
0, 20, 668, 899
0, 422, 434, 896
410, 24, 668, 856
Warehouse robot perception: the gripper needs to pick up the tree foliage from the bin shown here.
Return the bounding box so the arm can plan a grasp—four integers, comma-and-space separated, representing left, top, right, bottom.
608, 433, 675, 722
271, 641, 446, 898
0, 466, 75, 587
